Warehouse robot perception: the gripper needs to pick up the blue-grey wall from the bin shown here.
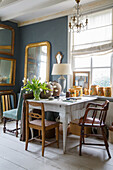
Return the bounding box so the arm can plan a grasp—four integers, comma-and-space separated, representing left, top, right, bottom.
0, 21, 20, 93
0, 16, 68, 93
19, 16, 68, 88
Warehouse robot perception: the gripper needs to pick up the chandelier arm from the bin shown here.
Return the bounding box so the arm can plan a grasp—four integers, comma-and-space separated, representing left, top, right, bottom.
69, 0, 88, 33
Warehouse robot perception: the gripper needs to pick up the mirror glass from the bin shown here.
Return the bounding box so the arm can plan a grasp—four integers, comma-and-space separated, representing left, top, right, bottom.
24, 41, 50, 83
0, 24, 15, 56
0, 57, 16, 86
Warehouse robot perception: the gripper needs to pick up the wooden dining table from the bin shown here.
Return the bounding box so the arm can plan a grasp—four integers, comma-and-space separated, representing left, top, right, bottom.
21, 96, 97, 153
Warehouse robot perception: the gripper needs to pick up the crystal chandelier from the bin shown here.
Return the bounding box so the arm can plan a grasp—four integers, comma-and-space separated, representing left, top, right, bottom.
69, 0, 88, 33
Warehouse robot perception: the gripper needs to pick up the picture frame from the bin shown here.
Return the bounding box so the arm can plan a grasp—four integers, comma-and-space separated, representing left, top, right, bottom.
0, 57, 16, 86
73, 71, 90, 89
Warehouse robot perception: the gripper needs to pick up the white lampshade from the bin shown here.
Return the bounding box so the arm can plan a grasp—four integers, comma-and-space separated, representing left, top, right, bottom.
52, 63, 72, 75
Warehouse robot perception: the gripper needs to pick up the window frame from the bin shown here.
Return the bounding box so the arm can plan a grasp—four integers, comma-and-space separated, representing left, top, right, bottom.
72, 55, 112, 88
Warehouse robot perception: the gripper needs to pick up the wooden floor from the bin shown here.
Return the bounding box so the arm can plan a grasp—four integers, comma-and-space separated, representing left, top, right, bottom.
0, 121, 113, 170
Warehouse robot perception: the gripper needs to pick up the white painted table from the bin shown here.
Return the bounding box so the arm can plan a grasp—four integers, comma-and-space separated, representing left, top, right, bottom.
27, 96, 97, 153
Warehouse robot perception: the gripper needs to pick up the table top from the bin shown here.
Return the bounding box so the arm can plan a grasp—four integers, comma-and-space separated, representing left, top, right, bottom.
27, 96, 98, 106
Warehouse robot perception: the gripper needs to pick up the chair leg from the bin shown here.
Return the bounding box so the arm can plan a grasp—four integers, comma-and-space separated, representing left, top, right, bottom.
25, 125, 29, 151
16, 120, 18, 137
79, 126, 84, 156
56, 126, 59, 148
38, 130, 41, 138
3, 117, 6, 133
101, 127, 111, 159
42, 130, 45, 157
82, 126, 85, 144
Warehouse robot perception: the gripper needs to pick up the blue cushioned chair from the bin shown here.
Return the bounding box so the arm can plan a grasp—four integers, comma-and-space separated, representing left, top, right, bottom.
3, 89, 25, 137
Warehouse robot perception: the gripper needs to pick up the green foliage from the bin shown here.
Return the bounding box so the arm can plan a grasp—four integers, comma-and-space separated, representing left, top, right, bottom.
22, 77, 50, 94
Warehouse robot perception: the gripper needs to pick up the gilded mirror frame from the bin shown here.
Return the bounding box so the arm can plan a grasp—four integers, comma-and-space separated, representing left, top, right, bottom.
0, 57, 16, 86
24, 41, 50, 84
0, 24, 15, 56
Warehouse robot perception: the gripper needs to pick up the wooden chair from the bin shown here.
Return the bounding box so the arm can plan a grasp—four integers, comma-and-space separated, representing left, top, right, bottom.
72, 100, 111, 159
0, 90, 16, 123
3, 89, 25, 137
25, 101, 59, 156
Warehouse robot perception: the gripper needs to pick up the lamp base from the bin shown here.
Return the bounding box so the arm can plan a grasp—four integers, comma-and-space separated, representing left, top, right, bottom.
58, 75, 66, 96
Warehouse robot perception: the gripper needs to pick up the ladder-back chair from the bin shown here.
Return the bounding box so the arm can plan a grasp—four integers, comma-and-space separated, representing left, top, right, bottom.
25, 101, 59, 156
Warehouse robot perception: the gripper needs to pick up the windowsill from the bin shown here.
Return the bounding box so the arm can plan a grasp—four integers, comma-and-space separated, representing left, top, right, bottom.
84, 95, 113, 102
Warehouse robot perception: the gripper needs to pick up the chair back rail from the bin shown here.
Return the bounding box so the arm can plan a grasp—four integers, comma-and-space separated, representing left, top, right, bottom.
1, 91, 16, 111
29, 112, 42, 119
83, 100, 109, 126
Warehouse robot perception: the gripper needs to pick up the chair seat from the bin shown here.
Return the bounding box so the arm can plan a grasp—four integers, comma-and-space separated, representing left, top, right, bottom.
3, 109, 18, 120
72, 117, 104, 127
29, 119, 59, 128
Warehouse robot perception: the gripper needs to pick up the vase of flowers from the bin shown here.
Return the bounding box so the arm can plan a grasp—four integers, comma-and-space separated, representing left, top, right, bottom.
22, 76, 50, 100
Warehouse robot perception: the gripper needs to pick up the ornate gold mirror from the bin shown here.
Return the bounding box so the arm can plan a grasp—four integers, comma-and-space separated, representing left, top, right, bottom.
55, 52, 63, 64
0, 24, 15, 56
24, 41, 50, 83
0, 57, 16, 86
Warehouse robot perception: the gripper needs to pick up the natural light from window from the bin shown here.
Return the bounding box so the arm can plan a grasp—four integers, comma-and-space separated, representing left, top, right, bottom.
70, 8, 112, 89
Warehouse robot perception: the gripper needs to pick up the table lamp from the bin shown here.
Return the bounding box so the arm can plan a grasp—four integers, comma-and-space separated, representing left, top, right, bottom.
52, 63, 72, 95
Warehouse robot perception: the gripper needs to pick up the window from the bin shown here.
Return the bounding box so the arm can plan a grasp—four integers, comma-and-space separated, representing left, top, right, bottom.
74, 52, 111, 87
69, 8, 113, 90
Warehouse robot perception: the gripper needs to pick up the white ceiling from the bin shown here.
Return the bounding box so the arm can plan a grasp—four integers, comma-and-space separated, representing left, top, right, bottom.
0, 0, 113, 27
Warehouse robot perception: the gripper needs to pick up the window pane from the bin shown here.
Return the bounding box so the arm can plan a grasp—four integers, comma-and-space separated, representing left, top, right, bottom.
73, 57, 91, 68
92, 53, 111, 67
92, 68, 110, 87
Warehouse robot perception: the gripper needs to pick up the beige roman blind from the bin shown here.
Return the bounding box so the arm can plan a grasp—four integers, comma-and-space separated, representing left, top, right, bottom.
71, 8, 113, 57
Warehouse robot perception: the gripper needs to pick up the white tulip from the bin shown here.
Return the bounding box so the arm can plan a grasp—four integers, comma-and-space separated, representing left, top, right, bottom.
27, 78, 29, 82
46, 90, 49, 93
34, 75, 36, 79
